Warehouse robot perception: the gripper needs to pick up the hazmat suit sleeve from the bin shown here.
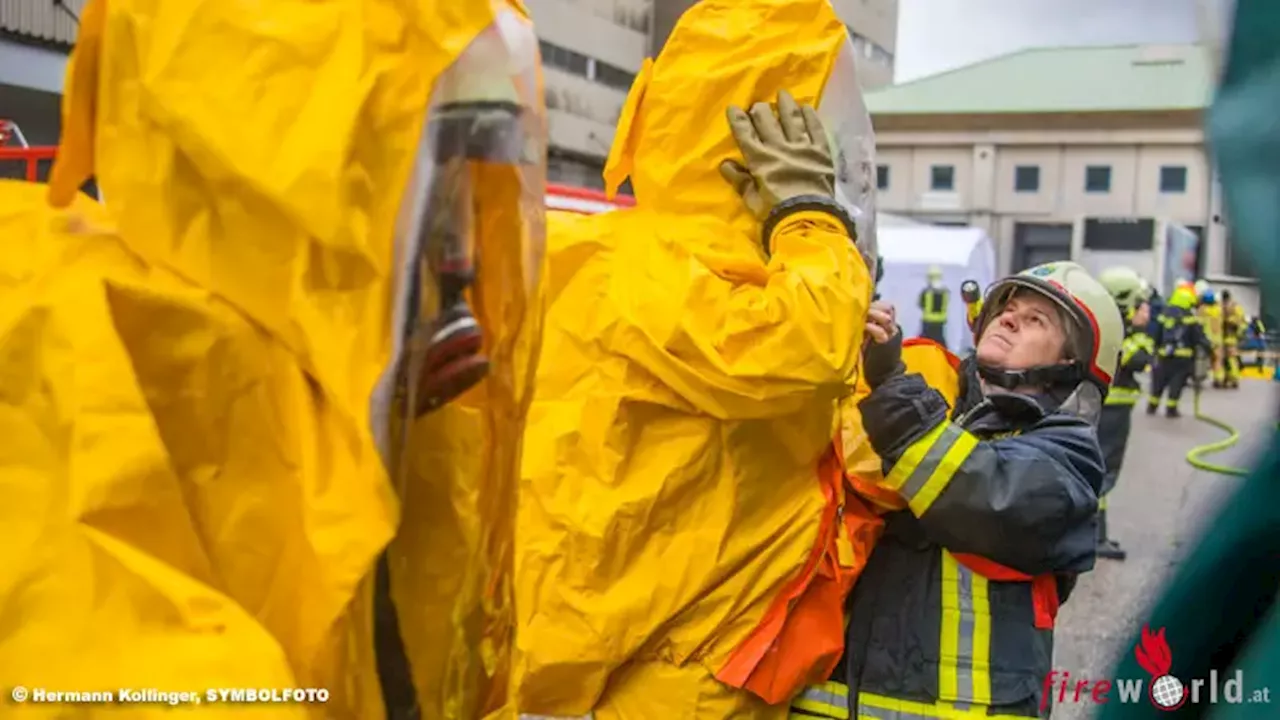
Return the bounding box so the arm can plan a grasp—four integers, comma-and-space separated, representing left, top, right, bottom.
609, 210, 871, 420
858, 373, 1102, 576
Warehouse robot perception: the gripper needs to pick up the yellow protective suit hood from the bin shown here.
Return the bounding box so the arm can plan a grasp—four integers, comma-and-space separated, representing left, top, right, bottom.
2, 1, 545, 718
515, 1, 876, 716
603, 0, 878, 266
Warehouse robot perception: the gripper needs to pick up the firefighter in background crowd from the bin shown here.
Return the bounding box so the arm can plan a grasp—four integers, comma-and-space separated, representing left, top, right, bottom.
919, 265, 949, 347
1197, 284, 1225, 387
1145, 285, 1165, 338
873, 254, 885, 301
1147, 283, 1212, 418
846, 260, 1123, 719
1095, 267, 1154, 562
1245, 314, 1268, 368
1220, 289, 1247, 387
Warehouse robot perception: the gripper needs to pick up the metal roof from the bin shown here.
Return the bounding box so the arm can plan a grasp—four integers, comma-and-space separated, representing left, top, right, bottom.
865, 44, 1213, 115
0, 0, 84, 47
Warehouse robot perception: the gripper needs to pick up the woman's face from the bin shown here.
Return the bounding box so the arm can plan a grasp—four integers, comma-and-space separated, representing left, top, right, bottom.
976, 290, 1069, 371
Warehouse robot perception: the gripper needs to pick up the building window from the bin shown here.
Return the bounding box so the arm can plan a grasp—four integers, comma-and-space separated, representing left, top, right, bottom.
1083, 218, 1156, 251
1085, 165, 1112, 193
540, 40, 589, 77
930, 165, 955, 191
1014, 165, 1040, 193
876, 164, 890, 190
1160, 165, 1188, 193
593, 60, 637, 91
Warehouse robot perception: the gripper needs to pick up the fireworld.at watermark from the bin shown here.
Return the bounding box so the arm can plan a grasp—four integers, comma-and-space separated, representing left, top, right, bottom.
1042, 625, 1272, 713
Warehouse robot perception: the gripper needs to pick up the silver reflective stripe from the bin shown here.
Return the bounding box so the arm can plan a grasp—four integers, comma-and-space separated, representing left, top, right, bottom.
855, 702, 935, 719
953, 562, 977, 709
898, 424, 966, 502
792, 682, 850, 718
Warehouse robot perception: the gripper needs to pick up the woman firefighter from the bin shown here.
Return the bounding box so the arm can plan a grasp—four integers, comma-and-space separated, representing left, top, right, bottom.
833, 261, 1124, 719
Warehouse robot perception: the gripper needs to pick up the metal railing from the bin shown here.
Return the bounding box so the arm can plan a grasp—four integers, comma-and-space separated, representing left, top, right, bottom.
0, 120, 56, 182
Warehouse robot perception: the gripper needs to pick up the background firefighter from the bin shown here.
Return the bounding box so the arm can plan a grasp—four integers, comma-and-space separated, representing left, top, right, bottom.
1197, 284, 1225, 387
918, 264, 950, 347
1220, 288, 1248, 387
1147, 284, 1212, 418
1094, 267, 1155, 562
842, 261, 1124, 719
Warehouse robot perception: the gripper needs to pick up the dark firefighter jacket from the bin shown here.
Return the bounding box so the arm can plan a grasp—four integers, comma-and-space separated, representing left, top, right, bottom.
844, 347, 1103, 720
1105, 328, 1155, 407
1152, 305, 1212, 360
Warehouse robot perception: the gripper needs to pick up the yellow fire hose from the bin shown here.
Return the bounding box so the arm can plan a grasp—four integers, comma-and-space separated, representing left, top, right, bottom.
1185, 388, 1251, 477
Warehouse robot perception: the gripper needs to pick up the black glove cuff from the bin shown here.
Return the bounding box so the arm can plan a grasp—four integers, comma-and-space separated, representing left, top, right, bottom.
760, 194, 858, 255
858, 374, 950, 464
863, 329, 905, 390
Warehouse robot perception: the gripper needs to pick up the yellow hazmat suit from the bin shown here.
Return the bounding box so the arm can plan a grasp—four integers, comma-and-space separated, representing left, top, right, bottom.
0, 1, 545, 719
514, 1, 877, 716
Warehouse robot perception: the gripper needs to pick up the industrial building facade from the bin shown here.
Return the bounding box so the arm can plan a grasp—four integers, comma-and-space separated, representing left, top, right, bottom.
864, 44, 1250, 289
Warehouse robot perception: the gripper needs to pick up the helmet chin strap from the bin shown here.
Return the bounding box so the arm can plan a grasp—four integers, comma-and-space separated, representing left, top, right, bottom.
976, 361, 1086, 391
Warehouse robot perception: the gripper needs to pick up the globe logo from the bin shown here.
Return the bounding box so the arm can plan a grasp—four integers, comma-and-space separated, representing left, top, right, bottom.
1135, 625, 1187, 712
1150, 674, 1186, 710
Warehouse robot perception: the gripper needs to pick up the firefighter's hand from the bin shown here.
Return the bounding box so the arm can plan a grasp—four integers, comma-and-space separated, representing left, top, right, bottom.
863, 302, 904, 389
865, 302, 897, 344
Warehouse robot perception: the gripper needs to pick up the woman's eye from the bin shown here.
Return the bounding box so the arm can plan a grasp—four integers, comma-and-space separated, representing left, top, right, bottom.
1029, 315, 1043, 326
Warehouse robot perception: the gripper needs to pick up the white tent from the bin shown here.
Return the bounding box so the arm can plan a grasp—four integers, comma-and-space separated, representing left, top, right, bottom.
876, 226, 998, 353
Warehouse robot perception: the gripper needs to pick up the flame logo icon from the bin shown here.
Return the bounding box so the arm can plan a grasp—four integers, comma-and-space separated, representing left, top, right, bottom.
1135, 625, 1186, 711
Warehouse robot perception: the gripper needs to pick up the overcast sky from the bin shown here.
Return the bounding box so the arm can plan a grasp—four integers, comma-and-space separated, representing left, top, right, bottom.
895, 0, 1205, 83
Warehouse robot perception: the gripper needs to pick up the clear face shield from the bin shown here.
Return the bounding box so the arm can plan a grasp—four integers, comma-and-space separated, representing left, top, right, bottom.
372, 9, 547, 461
818, 40, 879, 285
369, 7, 546, 718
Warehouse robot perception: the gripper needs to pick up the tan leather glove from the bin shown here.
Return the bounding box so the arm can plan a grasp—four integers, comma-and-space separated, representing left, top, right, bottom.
719, 90, 836, 220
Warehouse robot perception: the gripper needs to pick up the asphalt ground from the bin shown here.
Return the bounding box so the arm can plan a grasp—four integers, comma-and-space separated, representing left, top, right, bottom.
1050, 376, 1278, 719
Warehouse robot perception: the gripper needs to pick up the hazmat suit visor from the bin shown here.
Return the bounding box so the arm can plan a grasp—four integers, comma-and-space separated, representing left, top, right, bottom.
819, 40, 879, 280
371, 8, 547, 464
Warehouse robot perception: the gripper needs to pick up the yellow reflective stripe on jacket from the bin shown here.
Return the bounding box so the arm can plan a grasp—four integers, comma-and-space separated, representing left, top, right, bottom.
883, 422, 978, 516
1120, 334, 1153, 365
791, 680, 851, 719
1105, 386, 1141, 406
939, 551, 992, 706
856, 692, 1034, 719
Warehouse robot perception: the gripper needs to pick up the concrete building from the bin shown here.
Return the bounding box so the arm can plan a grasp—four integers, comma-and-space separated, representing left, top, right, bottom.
532, 0, 899, 189
864, 43, 1250, 287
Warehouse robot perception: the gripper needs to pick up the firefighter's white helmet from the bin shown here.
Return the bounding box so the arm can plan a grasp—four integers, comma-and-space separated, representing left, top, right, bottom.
1097, 266, 1148, 314
973, 261, 1125, 393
